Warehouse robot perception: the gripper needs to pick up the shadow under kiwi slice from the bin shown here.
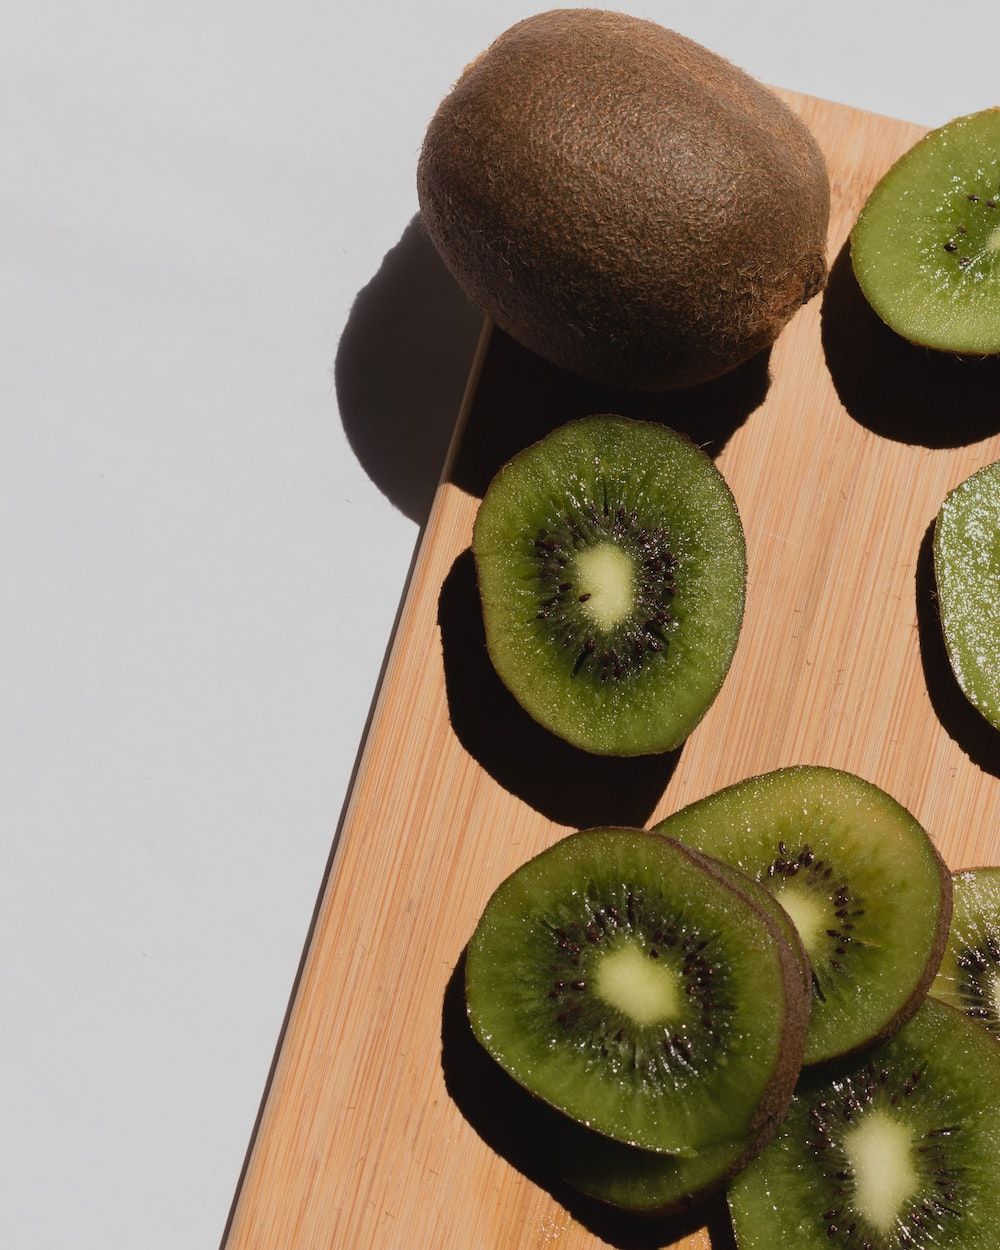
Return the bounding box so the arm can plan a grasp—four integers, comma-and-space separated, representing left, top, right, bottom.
654, 766, 952, 1065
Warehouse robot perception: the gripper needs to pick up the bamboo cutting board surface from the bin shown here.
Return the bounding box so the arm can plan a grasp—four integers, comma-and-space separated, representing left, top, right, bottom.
224, 91, 1000, 1250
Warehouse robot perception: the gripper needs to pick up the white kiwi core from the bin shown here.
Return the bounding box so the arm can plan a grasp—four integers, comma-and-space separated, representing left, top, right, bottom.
772, 882, 828, 958
594, 941, 680, 1026
990, 968, 1000, 1020
573, 542, 635, 632
843, 1110, 919, 1234
987, 224, 1000, 254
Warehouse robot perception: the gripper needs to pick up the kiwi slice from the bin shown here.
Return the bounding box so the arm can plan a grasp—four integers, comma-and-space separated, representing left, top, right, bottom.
654, 767, 952, 1064
728, 997, 1000, 1250
471, 416, 746, 756
554, 860, 810, 1214
851, 109, 1000, 354
465, 828, 808, 1156
933, 460, 1000, 729
931, 868, 1000, 1041
555, 1121, 753, 1218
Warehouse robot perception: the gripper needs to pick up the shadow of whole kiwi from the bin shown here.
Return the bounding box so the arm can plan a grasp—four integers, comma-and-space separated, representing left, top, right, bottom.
333, 215, 768, 524
334, 214, 484, 524
821, 241, 1000, 448
438, 550, 681, 828
915, 519, 1000, 777
450, 328, 772, 502
441, 954, 726, 1250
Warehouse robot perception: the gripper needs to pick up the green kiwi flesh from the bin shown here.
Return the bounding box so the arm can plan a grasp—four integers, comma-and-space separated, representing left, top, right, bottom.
471, 416, 746, 756
931, 868, 1000, 1041
851, 109, 1000, 354
418, 9, 829, 390
933, 460, 1000, 729
554, 859, 810, 1214
465, 828, 809, 1156
654, 767, 951, 1064
728, 997, 1000, 1250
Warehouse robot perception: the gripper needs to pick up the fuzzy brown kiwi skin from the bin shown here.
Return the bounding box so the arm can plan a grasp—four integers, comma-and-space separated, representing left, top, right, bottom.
417, 9, 830, 392
555, 843, 811, 1219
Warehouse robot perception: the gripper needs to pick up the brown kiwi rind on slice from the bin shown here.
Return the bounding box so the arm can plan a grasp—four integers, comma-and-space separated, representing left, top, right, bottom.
465, 828, 809, 1157
553, 857, 811, 1214
851, 109, 1000, 355
931, 867, 1000, 1041
654, 767, 952, 1064
728, 997, 1000, 1250
471, 415, 746, 756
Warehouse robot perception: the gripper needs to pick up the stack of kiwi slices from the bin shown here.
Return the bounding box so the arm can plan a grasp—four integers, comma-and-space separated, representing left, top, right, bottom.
465, 826, 811, 1213
472, 415, 746, 755
464, 766, 1000, 1242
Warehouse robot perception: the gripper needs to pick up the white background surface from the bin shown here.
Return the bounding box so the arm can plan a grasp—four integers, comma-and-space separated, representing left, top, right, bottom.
2, 3, 997, 1246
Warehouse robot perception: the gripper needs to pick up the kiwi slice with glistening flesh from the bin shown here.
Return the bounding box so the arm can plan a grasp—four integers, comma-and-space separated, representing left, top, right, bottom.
851, 109, 1000, 354
472, 416, 746, 756
465, 828, 809, 1156
654, 767, 952, 1064
553, 858, 810, 1214
728, 997, 1000, 1250
930, 868, 1000, 1041
933, 460, 1000, 729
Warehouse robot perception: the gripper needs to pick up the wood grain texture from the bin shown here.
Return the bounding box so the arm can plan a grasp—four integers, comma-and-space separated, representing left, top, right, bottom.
224, 92, 1000, 1250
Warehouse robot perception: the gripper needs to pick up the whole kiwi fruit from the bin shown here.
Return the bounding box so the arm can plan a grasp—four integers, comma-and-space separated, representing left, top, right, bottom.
417, 9, 830, 390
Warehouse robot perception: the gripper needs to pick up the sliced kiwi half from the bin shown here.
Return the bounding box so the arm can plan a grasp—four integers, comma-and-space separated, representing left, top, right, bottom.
728, 996, 1000, 1250
851, 109, 1000, 354
933, 460, 1000, 729
553, 859, 810, 1214
654, 767, 952, 1064
465, 828, 808, 1156
471, 415, 746, 756
931, 867, 1000, 1041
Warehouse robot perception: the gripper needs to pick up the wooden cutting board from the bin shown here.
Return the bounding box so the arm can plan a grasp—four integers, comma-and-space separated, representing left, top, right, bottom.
223, 91, 1000, 1250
